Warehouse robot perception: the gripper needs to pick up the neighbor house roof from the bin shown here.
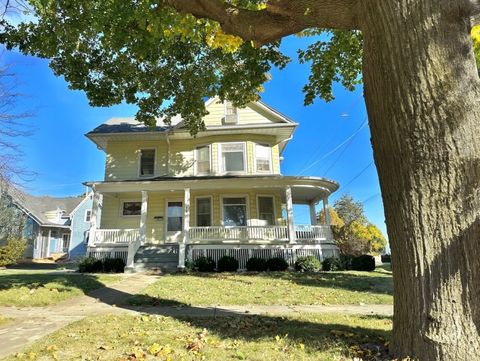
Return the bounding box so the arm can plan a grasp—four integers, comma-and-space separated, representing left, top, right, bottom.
8, 188, 85, 227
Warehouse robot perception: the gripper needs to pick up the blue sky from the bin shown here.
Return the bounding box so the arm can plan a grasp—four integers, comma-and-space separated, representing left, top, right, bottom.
1, 35, 387, 241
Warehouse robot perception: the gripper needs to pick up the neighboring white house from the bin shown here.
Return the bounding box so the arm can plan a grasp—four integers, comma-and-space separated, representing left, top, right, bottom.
85, 98, 339, 271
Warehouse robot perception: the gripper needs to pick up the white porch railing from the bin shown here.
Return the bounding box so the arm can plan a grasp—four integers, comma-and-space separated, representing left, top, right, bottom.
295, 225, 333, 241
91, 229, 140, 245
188, 226, 289, 242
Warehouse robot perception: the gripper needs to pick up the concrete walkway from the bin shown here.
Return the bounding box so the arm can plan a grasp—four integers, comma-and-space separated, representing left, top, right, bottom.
0, 273, 393, 359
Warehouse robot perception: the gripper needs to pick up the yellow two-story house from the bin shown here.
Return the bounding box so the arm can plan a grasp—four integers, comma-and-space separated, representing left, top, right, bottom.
85, 98, 339, 271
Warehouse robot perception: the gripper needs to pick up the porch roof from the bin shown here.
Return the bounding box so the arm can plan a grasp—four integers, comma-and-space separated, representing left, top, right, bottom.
85, 175, 339, 204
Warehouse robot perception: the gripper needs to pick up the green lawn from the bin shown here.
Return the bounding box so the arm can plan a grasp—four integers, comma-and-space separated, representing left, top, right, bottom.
9, 313, 392, 361
131, 267, 393, 306
0, 270, 120, 307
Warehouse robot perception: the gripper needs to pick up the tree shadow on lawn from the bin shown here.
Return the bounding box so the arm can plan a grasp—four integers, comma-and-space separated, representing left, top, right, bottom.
92, 287, 393, 360
159, 270, 393, 297
0, 272, 108, 295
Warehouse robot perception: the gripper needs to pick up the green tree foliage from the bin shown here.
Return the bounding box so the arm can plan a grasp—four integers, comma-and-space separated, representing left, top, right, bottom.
0, 1, 362, 134
331, 194, 386, 256
0, 236, 26, 266
0, 189, 26, 239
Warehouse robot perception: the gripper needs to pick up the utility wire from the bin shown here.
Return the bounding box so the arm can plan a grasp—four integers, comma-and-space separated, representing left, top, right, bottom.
297, 119, 368, 176
362, 193, 381, 204
341, 162, 374, 191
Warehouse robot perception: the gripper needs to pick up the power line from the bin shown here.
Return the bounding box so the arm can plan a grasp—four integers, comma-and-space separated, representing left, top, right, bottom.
297, 119, 368, 176
295, 98, 364, 173
341, 162, 374, 191
362, 193, 381, 204
323, 119, 368, 176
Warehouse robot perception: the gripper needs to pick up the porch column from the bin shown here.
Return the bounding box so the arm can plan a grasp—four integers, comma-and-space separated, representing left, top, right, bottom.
139, 191, 148, 245
285, 186, 296, 244
179, 187, 190, 269
89, 190, 102, 246
309, 201, 317, 225
323, 196, 331, 225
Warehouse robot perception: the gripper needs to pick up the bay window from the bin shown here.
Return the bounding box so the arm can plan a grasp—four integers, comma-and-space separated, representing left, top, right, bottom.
255, 144, 272, 173
220, 143, 245, 173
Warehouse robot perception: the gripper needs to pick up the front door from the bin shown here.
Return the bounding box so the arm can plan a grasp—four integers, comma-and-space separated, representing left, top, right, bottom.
165, 200, 183, 243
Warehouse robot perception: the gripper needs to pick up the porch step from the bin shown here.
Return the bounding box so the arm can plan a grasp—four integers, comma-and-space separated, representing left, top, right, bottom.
131, 245, 180, 273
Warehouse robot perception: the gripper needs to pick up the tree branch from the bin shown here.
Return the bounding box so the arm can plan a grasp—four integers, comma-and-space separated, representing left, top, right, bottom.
163, 0, 359, 45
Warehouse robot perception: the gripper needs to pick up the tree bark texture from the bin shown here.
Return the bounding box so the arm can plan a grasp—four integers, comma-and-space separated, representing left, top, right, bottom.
165, 0, 480, 359
359, 1, 480, 359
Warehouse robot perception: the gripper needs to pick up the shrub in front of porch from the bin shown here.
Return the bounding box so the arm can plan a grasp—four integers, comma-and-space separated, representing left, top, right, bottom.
193, 256, 216, 272
217, 256, 239, 272
294, 256, 321, 273
246, 257, 268, 272
78, 257, 125, 273
266, 257, 289, 272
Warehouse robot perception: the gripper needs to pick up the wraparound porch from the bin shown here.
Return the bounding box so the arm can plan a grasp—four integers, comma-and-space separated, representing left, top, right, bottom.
85, 175, 338, 269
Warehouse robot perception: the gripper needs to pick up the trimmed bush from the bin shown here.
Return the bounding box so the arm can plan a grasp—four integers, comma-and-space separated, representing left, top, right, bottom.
295, 256, 321, 272
78, 257, 103, 273
246, 257, 267, 272
351, 255, 376, 271
102, 257, 125, 273
217, 255, 239, 272
0, 237, 26, 267
321, 257, 345, 271
266, 257, 289, 271
194, 256, 216, 272
381, 254, 391, 263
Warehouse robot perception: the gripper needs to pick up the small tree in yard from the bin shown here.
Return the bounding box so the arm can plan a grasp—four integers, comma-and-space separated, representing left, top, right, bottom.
2, 1, 480, 359
0, 188, 27, 266
328, 194, 386, 256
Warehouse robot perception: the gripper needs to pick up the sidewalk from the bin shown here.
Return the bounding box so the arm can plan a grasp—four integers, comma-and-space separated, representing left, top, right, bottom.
0, 273, 393, 358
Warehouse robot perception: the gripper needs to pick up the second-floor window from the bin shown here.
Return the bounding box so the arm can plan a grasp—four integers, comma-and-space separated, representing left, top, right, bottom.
255, 144, 272, 172
220, 143, 245, 173
139, 149, 155, 177
195, 146, 210, 175
84, 210, 92, 222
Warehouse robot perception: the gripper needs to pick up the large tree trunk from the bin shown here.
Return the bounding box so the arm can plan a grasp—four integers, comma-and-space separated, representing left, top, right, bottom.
360, 1, 480, 359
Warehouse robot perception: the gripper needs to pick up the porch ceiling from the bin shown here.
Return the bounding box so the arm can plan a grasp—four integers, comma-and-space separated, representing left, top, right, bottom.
86, 175, 339, 201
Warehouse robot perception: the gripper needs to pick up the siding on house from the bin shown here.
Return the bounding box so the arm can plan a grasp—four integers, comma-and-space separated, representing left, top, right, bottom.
104, 135, 280, 181
69, 194, 93, 259
203, 99, 279, 126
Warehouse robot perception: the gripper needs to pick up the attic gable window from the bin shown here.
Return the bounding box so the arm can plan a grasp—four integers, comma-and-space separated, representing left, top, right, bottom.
139, 149, 155, 177
224, 101, 238, 124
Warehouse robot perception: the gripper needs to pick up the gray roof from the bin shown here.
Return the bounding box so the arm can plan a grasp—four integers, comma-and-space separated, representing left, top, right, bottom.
87, 115, 183, 135
9, 188, 85, 227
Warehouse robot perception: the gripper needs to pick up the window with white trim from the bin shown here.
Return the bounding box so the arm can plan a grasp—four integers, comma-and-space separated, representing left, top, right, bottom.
84, 209, 92, 222
195, 146, 210, 175
223, 197, 247, 226
196, 197, 212, 226
255, 144, 272, 173
139, 149, 155, 177
62, 233, 70, 252
258, 196, 275, 225
122, 201, 141, 216
220, 143, 245, 173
